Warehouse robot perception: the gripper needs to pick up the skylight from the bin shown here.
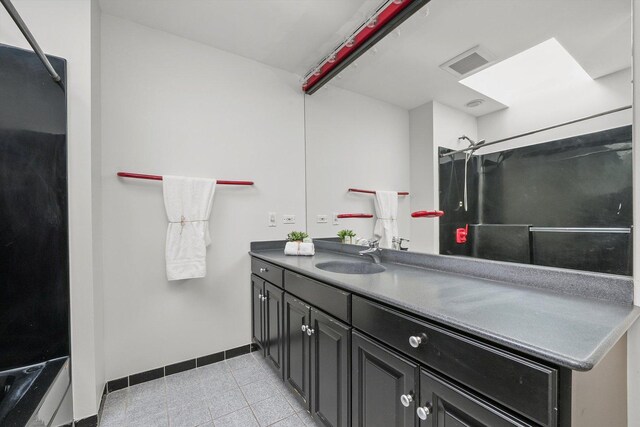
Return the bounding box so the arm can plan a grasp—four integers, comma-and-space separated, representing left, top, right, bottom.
459, 38, 592, 106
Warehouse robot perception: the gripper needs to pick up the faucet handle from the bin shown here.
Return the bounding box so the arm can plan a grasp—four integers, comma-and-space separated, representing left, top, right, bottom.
369, 239, 380, 248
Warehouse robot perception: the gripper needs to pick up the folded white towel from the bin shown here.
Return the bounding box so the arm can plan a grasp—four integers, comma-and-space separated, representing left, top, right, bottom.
373, 190, 398, 249
355, 238, 371, 246
284, 242, 315, 256
163, 175, 216, 281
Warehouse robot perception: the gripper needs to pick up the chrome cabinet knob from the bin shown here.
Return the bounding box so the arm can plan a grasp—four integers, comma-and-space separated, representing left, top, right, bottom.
417, 403, 432, 420
306, 327, 315, 336
258, 293, 263, 301
261, 296, 267, 302
260, 267, 268, 273
409, 334, 427, 348
301, 325, 307, 332
400, 393, 413, 407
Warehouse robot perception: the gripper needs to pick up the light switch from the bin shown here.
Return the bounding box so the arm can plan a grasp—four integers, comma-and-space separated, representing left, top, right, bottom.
332, 213, 340, 225
283, 214, 296, 224
268, 212, 277, 227
317, 214, 328, 223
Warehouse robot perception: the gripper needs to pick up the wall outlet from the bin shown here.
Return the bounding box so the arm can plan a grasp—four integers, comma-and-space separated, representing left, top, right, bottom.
268, 212, 277, 227
317, 214, 328, 223
332, 213, 340, 225
282, 214, 296, 224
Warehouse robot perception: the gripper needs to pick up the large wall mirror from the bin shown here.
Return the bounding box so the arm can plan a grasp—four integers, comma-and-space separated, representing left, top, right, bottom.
304, 0, 633, 275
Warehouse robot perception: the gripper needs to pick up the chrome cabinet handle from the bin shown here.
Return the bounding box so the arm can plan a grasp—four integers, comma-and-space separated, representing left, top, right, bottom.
260, 267, 268, 273
258, 293, 263, 301
417, 403, 432, 421
409, 334, 427, 348
301, 325, 307, 332
400, 393, 414, 407
306, 327, 315, 336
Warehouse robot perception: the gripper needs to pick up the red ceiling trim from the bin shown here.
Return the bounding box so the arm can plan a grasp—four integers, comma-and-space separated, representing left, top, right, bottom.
303, 0, 417, 93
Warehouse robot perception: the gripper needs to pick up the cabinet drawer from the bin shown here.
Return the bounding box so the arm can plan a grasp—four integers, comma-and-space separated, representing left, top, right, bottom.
352, 296, 557, 427
284, 271, 350, 323
420, 369, 534, 427
252, 257, 283, 288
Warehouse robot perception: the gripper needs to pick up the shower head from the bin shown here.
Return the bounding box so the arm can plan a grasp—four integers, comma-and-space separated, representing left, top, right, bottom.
458, 135, 485, 148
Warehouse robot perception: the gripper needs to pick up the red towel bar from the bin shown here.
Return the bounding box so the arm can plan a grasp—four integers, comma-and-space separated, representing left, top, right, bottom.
411, 210, 445, 218
348, 188, 409, 196
337, 213, 374, 219
117, 172, 254, 186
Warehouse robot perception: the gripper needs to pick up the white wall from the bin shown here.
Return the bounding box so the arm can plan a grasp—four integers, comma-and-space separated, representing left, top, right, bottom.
629, 323, 640, 427
101, 15, 305, 380
304, 85, 410, 244
476, 67, 633, 154
0, 0, 102, 420
409, 101, 477, 253
91, 0, 105, 407
52, 389, 73, 426
409, 102, 434, 254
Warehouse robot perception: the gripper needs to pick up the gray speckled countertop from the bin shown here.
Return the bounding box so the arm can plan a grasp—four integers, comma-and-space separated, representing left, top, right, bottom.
250, 248, 640, 371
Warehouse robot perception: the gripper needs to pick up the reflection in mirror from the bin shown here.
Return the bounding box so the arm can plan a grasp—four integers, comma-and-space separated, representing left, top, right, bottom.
304, 0, 632, 275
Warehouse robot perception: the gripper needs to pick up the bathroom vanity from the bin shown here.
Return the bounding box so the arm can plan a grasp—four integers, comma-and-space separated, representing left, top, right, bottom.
250, 240, 638, 427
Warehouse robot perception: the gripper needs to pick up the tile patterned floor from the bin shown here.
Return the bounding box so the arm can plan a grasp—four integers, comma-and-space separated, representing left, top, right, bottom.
99, 352, 319, 427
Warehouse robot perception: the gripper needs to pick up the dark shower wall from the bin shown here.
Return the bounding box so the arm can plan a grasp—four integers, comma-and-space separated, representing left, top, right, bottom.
439, 125, 633, 275
0, 45, 69, 370
479, 126, 632, 227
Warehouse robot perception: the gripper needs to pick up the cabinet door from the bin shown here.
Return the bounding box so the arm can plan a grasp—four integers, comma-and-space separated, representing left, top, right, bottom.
284, 294, 311, 409
310, 308, 350, 427
352, 331, 419, 427
418, 370, 533, 427
264, 282, 284, 378
251, 275, 264, 351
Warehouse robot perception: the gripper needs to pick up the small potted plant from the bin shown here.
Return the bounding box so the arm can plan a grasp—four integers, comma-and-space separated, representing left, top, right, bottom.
287, 231, 309, 243
337, 229, 356, 244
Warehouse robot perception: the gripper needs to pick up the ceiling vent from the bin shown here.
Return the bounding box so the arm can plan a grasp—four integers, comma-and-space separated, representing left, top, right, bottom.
440, 46, 495, 79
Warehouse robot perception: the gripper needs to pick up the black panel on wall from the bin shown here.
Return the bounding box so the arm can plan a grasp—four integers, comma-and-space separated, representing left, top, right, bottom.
469, 224, 531, 264
479, 126, 632, 227
531, 230, 632, 275
439, 126, 632, 275
0, 44, 69, 370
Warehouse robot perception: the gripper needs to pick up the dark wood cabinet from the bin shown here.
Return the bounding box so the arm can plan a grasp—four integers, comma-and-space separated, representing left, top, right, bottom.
418, 370, 533, 427
251, 274, 284, 379
284, 293, 311, 408
251, 274, 264, 350
264, 281, 284, 377
310, 308, 350, 427
352, 296, 556, 426
352, 331, 419, 427
251, 257, 560, 427
284, 293, 351, 426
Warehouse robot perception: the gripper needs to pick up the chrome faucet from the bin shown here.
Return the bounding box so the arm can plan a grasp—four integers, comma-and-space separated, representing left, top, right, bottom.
359, 239, 382, 264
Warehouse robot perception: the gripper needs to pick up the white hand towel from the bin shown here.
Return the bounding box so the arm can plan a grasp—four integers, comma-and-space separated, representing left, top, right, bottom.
163, 175, 216, 281
284, 242, 315, 256
373, 190, 398, 249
